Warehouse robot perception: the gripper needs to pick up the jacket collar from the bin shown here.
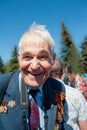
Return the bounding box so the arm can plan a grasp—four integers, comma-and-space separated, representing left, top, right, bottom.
42, 77, 66, 110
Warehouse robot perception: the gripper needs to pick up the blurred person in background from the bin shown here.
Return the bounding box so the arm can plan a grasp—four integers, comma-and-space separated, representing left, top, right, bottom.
50, 58, 87, 130
78, 79, 87, 101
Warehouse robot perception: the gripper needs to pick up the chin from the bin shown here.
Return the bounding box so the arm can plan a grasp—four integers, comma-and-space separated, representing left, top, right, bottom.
28, 82, 41, 88
25, 79, 41, 88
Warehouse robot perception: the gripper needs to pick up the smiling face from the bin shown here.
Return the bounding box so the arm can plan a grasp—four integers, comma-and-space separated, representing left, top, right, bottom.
18, 33, 55, 88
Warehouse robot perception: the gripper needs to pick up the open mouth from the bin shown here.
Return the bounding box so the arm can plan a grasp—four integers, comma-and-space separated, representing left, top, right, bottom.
29, 71, 42, 76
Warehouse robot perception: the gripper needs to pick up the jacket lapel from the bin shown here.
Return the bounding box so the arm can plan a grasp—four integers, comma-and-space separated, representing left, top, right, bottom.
47, 105, 57, 130
42, 77, 66, 130
6, 71, 20, 99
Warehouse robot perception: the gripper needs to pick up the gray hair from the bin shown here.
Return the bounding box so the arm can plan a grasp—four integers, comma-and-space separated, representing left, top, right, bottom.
19, 23, 55, 53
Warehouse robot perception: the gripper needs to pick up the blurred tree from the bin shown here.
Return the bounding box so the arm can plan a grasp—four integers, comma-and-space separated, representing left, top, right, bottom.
80, 36, 87, 73
59, 21, 81, 73
0, 56, 5, 73
5, 45, 19, 72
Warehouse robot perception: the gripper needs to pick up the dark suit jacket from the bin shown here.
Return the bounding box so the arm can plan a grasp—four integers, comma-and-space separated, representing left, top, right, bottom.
0, 71, 65, 130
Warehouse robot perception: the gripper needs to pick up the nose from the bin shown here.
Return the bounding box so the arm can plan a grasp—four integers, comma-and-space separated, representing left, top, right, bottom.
30, 57, 40, 70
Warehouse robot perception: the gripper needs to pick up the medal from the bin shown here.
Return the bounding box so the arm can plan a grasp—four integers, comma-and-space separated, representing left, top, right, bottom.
0, 100, 16, 113
8, 100, 16, 108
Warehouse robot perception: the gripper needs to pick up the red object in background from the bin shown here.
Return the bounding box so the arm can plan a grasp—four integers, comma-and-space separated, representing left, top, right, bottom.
71, 75, 75, 82
78, 80, 87, 93
81, 81, 86, 87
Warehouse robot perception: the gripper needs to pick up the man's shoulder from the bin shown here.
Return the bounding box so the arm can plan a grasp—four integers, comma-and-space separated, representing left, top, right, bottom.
0, 71, 19, 84
64, 84, 86, 106
46, 77, 66, 93
57, 80, 83, 101
65, 84, 81, 95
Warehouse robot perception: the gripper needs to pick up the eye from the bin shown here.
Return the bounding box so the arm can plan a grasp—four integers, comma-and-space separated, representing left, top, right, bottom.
22, 55, 32, 61
38, 55, 49, 61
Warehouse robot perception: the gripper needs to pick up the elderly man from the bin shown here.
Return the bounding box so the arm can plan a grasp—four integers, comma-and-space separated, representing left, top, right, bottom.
0, 23, 65, 130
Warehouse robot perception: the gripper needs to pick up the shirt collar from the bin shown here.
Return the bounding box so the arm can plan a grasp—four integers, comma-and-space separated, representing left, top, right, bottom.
27, 86, 43, 94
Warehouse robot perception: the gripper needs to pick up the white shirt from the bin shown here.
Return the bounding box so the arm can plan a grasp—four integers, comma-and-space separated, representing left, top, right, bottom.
59, 79, 87, 130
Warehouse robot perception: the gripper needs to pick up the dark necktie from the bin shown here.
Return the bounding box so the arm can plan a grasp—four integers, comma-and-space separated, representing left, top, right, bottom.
29, 89, 40, 130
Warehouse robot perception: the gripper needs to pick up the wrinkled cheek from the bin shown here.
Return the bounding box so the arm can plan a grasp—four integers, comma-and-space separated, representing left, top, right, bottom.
19, 61, 29, 70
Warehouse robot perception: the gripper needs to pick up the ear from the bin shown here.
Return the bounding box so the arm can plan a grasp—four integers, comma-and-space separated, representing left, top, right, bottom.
52, 53, 56, 65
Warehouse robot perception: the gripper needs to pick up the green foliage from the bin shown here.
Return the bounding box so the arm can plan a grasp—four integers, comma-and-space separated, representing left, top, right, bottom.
59, 21, 81, 74
5, 45, 19, 72
0, 56, 5, 73
80, 36, 87, 73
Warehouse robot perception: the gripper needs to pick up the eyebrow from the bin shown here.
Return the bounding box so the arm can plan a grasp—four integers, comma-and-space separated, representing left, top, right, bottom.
38, 49, 51, 54
21, 49, 51, 56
